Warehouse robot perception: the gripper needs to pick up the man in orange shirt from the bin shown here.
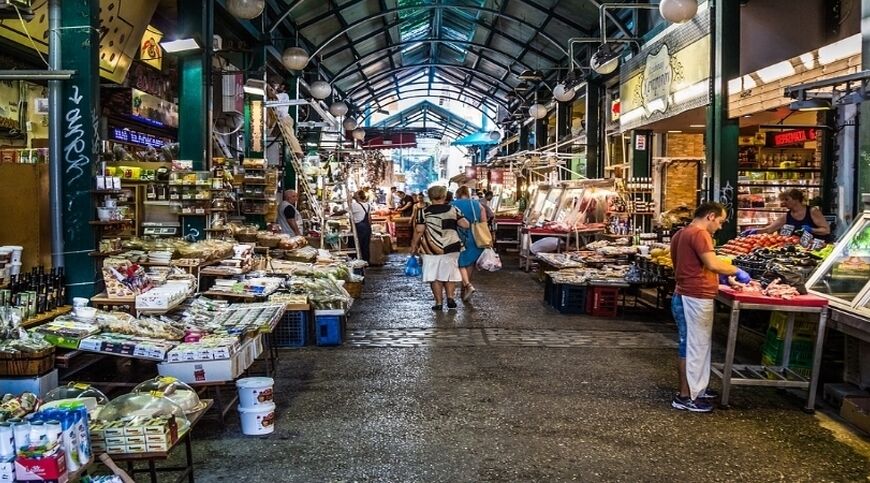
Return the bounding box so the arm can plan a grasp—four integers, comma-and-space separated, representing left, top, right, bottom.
670, 202, 750, 412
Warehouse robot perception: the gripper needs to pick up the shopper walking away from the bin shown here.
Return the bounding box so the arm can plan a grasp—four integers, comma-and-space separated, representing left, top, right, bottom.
741, 188, 831, 239
670, 202, 750, 413
409, 185, 470, 310
351, 190, 373, 263
278, 190, 303, 236
452, 186, 488, 302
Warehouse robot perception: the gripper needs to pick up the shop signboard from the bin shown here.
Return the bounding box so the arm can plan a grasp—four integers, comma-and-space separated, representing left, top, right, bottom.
140, 25, 163, 71
131, 89, 178, 128
766, 128, 816, 148
619, 6, 711, 132
0, 0, 160, 84
109, 127, 168, 149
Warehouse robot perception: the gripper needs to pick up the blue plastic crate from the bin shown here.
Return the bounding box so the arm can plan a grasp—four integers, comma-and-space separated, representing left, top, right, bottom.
544, 276, 560, 306
315, 314, 343, 346
274, 311, 308, 347
556, 285, 587, 314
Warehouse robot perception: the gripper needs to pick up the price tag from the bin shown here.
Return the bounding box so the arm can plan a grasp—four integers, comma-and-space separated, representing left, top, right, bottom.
780, 224, 795, 236
799, 230, 813, 248
810, 239, 826, 250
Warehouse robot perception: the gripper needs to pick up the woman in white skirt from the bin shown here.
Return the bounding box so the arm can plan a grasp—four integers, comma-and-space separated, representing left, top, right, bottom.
409, 185, 470, 310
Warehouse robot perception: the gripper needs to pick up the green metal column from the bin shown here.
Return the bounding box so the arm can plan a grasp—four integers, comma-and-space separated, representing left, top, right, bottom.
706, 0, 740, 242
858, 1, 870, 211
177, 1, 211, 240
59, 0, 99, 300
585, 84, 602, 179
631, 130, 651, 177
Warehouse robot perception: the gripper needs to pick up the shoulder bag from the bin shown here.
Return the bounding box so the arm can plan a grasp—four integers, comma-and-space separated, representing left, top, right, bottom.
469, 200, 493, 248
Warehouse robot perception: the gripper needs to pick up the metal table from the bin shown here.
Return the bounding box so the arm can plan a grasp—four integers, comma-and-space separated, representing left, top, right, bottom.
712, 285, 829, 412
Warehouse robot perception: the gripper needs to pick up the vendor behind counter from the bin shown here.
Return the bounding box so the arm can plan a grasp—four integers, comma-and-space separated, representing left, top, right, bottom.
742, 189, 831, 241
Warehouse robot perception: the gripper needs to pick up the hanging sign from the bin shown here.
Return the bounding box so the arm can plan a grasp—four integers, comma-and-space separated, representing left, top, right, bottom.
109, 127, 168, 149
140, 25, 163, 70
641, 44, 672, 117
634, 134, 647, 151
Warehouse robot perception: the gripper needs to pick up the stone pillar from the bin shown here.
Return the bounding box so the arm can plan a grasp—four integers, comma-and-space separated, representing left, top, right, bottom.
58, 0, 99, 300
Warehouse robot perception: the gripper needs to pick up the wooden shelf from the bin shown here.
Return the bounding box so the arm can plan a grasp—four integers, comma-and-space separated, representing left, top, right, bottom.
92, 189, 124, 195
21, 306, 72, 329
88, 250, 124, 257
738, 167, 821, 172
89, 219, 133, 226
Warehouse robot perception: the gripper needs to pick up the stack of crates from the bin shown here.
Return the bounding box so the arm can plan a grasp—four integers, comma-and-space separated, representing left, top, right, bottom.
556, 285, 588, 314
761, 311, 818, 378
585, 286, 620, 317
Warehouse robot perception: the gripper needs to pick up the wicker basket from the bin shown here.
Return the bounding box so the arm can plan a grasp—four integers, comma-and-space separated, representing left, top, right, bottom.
345, 281, 363, 299
0, 347, 55, 376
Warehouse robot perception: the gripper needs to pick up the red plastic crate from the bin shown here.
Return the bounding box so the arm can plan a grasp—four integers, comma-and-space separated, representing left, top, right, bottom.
586, 286, 620, 317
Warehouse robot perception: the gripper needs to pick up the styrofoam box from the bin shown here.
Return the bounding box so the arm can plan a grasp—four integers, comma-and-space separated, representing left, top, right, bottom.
157, 337, 259, 383
0, 370, 58, 398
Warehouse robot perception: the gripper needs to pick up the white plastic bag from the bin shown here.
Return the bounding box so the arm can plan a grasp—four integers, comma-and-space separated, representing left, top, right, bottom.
476, 248, 502, 272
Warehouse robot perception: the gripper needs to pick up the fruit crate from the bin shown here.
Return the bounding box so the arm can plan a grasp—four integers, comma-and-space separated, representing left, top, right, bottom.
585, 286, 620, 317
556, 285, 587, 314
273, 311, 308, 347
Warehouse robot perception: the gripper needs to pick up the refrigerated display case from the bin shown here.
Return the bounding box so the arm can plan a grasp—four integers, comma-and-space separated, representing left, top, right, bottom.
807, 210, 870, 324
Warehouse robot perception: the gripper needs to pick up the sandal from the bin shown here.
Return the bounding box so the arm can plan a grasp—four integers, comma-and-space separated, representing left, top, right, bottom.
462, 284, 476, 302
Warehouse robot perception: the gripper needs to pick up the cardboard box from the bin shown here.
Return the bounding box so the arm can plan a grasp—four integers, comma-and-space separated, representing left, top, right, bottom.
157, 357, 241, 383
15, 451, 66, 482
841, 396, 870, 434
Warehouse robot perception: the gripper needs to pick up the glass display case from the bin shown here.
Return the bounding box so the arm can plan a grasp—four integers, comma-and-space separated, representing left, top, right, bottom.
539, 187, 564, 223
807, 210, 870, 318
524, 185, 550, 225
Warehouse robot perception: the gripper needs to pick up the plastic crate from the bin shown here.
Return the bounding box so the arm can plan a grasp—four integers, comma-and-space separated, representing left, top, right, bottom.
761, 353, 811, 379
274, 311, 308, 347
544, 275, 560, 306
315, 314, 343, 346
585, 286, 620, 317
762, 335, 815, 368
556, 285, 587, 314
768, 311, 818, 340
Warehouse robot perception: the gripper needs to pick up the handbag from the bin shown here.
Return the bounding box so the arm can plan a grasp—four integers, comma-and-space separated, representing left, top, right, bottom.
469, 200, 492, 248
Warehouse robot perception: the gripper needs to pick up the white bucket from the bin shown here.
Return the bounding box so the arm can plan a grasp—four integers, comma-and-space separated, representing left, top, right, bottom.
236, 377, 274, 408
3, 246, 22, 264
238, 402, 275, 435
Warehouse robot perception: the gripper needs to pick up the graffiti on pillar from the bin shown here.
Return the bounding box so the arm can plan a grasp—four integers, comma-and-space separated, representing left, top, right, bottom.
719, 180, 735, 221
63, 85, 88, 184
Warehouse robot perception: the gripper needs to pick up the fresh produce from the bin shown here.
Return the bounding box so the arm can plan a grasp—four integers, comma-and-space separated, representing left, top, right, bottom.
718, 234, 800, 255
649, 247, 673, 268
727, 276, 801, 299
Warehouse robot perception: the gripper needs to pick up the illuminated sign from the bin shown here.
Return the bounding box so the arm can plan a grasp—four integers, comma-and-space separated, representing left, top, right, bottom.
110, 127, 167, 148
768, 128, 816, 147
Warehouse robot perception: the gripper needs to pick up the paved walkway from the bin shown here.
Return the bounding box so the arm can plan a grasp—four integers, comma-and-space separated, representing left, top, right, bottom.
188, 255, 870, 482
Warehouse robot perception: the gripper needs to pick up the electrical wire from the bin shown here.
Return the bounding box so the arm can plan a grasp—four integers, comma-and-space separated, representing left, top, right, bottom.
13, 6, 47, 67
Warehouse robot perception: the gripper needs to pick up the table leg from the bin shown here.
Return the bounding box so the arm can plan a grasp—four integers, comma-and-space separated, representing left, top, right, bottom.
720, 303, 741, 408
214, 385, 226, 426
782, 312, 795, 370
185, 433, 195, 483
806, 310, 828, 413
148, 459, 158, 483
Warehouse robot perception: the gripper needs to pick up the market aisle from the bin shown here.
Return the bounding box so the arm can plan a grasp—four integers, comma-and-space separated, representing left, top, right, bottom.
187, 255, 869, 482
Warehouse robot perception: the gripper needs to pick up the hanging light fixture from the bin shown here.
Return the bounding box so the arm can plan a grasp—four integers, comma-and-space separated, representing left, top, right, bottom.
226, 0, 265, 19
590, 44, 620, 75
343, 118, 358, 130
528, 103, 548, 120
488, 131, 501, 141
309, 80, 332, 100
352, 128, 366, 141
553, 83, 576, 103
659, 0, 699, 24
329, 101, 348, 117
282, 47, 309, 71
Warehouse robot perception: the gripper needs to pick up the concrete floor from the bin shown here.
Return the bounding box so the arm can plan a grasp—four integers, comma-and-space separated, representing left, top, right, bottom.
184, 255, 870, 482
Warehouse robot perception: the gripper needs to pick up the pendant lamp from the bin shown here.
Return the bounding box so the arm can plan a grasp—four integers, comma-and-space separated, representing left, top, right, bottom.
282, 47, 309, 71
659, 0, 698, 24
488, 131, 501, 141
528, 103, 548, 120
553, 83, 576, 102
329, 101, 348, 117
343, 118, 358, 130
226, 0, 265, 19
352, 128, 366, 141
309, 80, 332, 100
